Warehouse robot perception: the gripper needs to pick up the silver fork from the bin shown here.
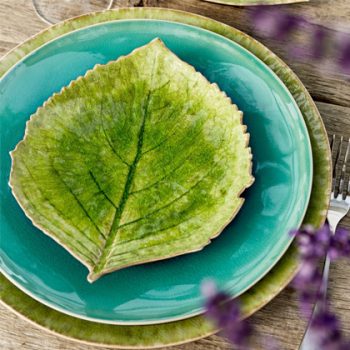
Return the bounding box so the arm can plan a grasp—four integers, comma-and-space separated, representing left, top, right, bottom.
299, 135, 350, 350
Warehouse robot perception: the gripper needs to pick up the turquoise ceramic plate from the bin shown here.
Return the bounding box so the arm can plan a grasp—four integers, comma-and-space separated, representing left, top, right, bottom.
0, 18, 312, 324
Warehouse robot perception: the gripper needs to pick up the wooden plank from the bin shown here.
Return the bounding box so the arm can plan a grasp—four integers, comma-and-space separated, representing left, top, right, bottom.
316, 101, 350, 138
151, 0, 350, 107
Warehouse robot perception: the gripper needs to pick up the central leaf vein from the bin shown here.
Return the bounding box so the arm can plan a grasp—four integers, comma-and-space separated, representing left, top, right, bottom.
92, 55, 158, 275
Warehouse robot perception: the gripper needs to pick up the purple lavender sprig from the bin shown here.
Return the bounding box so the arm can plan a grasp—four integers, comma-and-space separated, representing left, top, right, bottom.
291, 225, 350, 349
202, 224, 350, 349
249, 7, 350, 76
309, 306, 350, 350
201, 280, 253, 349
293, 225, 350, 260
290, 225, 330, 315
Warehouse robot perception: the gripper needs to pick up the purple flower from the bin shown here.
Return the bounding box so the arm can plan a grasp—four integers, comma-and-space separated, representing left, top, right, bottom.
294, 261, 322, 290
205, 291, 239, 328
202, 280, 252, 349
202, 225, 350, 349
250, 7, 303, 41
201, 278, 218, 299
310, 26, 329, 60
329, 228, 350, 260
337, 35, 350, 75
225, 318, 252, 349
310, 306, 345, 350
249, 7, 350, 77
291, 224, 332, 261
291, 224, 350, 348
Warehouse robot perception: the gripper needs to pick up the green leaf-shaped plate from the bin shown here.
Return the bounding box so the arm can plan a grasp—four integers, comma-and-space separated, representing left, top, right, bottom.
0, 9, 320, 328
10, 39, 253, 283
0, 8, 330, 347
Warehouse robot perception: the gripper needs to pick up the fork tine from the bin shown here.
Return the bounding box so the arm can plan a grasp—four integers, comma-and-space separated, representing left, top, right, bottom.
332, 135, 343, 194
331, 135, 337, 193
337, 137, 345, 194
335, 136, 344, 196
330, 134, 335, 151
340, 138, 350, 199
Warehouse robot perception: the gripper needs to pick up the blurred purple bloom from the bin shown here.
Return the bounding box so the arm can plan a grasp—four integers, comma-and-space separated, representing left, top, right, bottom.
205, 291, 239, 328
293, 259, 323, 316
202, 225, 350, 349
201, 278, 218, 299
299, 290, 320, 317
291, 224, 332, 261
329, 227, 350, 260
261, 334, 280, 350
293, 261, 322, 289
225, 317, 253, 349
249, 7, 350, 77
310, 306, 345, 350
337, 35, 350, 75
310, 26, 329, 60
202, 280, 252, 349
291, 224, 350, 348
340, 341, 350, 350
250, 6, 304, 41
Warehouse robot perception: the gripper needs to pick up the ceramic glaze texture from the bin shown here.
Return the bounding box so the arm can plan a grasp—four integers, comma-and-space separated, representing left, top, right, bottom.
0, 19, 313, 324
10, 39, 253, 282
0, 8, 331, 348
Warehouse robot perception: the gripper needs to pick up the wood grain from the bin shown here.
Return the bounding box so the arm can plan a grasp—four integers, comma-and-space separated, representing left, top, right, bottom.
0, 0, 349, 349
152, 0, 350, 107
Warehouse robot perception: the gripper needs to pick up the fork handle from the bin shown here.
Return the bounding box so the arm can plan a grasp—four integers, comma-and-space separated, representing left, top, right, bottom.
299, 220, 338, 350
318, 219, 338, 302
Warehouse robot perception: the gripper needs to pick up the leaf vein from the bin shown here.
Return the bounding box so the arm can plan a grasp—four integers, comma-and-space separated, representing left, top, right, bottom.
119, 172, 209, 228
88, 170, 118, 208
99, 104, 131, 167
91, 51, 160, 276
21, 161, 100, 260
51, 167, 107, 240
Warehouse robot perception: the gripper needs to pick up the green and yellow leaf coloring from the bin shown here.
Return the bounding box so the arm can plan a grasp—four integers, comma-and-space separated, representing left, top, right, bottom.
10, 39, 253, 282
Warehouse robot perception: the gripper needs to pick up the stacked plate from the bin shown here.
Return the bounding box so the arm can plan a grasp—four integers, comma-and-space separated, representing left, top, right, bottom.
0, 8, 331, 348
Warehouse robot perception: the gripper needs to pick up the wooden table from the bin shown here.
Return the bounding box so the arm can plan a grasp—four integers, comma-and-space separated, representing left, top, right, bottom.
1, 1, 349, 349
